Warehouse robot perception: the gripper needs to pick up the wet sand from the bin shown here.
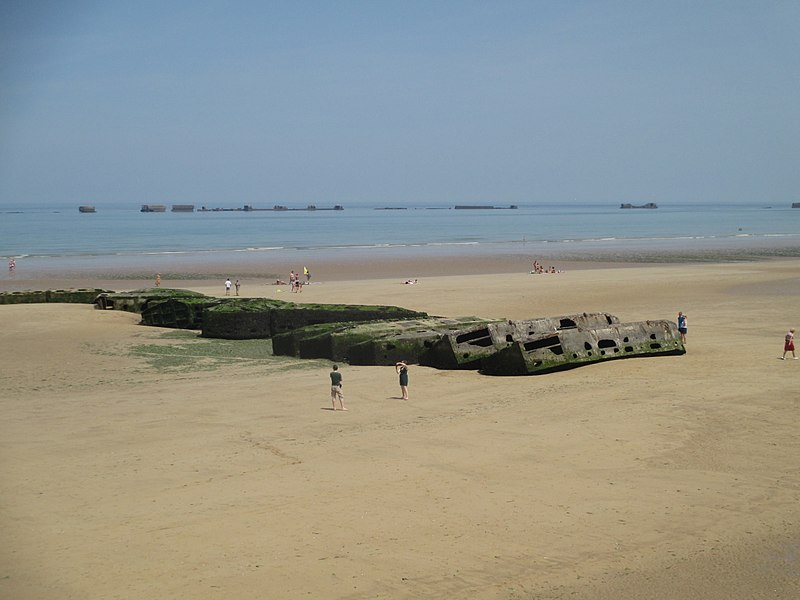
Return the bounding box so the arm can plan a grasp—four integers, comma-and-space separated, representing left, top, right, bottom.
1, 257, 799, 599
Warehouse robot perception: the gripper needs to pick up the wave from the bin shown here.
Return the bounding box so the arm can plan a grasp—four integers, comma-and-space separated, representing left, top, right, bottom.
8, 231, 800, 262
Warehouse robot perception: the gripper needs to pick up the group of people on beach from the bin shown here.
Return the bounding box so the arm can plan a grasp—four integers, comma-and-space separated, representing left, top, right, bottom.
530, 260, 560, 274
328, 360, 410, 411
289, 267, 311, 293
224, 278, 241, 296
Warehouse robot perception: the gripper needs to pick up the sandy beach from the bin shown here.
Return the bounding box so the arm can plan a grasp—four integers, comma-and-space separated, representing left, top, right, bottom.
1, 256, 799, 599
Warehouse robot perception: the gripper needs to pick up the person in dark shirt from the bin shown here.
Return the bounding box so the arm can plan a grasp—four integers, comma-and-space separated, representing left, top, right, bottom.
329, 364, 346, 410
396, 361, 409, 400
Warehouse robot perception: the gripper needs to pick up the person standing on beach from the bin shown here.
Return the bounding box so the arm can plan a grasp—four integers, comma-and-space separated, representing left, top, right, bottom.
8, 258, 15, 272
396, 360, 409, 400
329, 364, 346, 410
677, 312, 687, 344
224, 278, 232, 296
782, 328, 797, 360
304, 266, 311, 283
234, 279, 240, 296
155, 273, 161, 287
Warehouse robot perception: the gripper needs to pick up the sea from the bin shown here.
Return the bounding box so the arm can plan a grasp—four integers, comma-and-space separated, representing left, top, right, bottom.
2, 201, 799, 277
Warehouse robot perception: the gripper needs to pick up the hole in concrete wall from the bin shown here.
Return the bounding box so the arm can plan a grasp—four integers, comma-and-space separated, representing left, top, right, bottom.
650, 333, 657, 340
572, 353, 578, 358
506, 334, 514, 342
548, 345, 564, 356
606, 315, 615, 324
584, 342, 593, 350
559, 318, 576, 329
598, 339, 617, 349
456, 329, 491, 344
650, 343, 661, 349
625, 346, 634, 352
623, 336, 629, 342
523, 335, 561, 351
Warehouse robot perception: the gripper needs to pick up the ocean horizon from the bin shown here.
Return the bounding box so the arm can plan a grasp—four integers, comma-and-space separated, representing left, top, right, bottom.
3, 201, 800, 277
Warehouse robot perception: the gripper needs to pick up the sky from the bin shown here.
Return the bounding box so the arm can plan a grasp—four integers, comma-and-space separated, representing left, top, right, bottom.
1, 0, 798, 207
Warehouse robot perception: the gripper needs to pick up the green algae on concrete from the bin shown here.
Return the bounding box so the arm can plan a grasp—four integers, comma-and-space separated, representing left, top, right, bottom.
0, 288, 113, 305
141, 297, 231, 329
202, 298, 291, 339
94, 288, 207, 313
268, 303, 428, 337
202, 300, 428, 340
272, 316, 498, 366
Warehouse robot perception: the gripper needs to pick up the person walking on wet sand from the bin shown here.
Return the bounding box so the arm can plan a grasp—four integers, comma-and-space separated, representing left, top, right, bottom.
677, 311, 687, 344
224, 278, 232, 296
782, 328, 797, 360
329, 364, 346, 410
396, 360, 409, 400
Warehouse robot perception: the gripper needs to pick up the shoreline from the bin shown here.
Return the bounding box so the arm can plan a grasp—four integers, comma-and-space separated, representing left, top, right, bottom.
3, 238, 800, 292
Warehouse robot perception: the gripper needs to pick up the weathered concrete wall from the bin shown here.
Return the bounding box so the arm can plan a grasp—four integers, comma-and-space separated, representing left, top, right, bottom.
201, 299, 288, 339
94, 289, 207, 313
203, 301, 428, 340
422, 313, 619, 369
141, 298, 227, 329
0, 289, 112, 305
480, 320, 685, 375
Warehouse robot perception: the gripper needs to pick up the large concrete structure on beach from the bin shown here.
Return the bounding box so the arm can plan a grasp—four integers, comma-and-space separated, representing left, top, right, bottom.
86, 290, 685, 375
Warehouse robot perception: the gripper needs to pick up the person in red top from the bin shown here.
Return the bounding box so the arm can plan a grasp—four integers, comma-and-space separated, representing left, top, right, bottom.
781, 328, 796, 360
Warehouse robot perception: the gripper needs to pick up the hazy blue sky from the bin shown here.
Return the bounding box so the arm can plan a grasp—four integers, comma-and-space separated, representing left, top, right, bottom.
1, 1, 798, 207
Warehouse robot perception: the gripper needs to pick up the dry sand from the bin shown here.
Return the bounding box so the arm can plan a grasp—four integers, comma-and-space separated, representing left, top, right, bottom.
1, 258, 799, 599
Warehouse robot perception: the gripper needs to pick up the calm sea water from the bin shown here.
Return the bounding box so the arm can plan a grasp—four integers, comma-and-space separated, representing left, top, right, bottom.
2, 202, 799, 275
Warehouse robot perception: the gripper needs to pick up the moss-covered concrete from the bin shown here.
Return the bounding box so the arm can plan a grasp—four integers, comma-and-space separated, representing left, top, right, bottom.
268, 303, 427, 337
0, 288, 112, 305
141, 297, 228, 329
202, 300, 428, 340
202, 299, 289, 339
22, 285, 683, 375
94, 288, 206, 313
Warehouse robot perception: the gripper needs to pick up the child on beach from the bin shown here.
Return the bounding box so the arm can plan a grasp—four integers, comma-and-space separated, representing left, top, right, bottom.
782, 329, 797, 360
